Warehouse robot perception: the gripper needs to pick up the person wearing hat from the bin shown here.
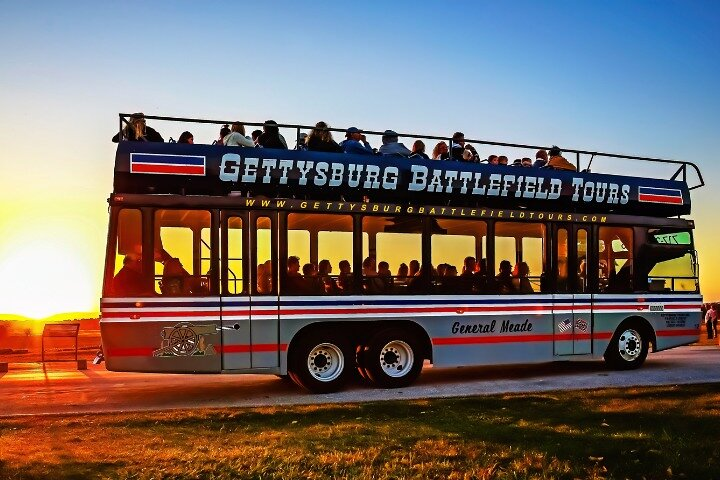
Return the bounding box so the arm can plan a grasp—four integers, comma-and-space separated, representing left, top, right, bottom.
533, 149, 549, 168
112, 112, 164, 142
546, 146, 576, 171
378, 129, 412, 157
340, 127, 374, 155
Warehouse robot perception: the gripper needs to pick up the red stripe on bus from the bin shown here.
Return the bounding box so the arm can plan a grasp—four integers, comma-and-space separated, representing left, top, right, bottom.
433, 334, 555, 345
107, 344, 289, 357
131, 163, 205, 175
102, 310, 222, 318
638, 194, 683, 204
656, 329, 698, 337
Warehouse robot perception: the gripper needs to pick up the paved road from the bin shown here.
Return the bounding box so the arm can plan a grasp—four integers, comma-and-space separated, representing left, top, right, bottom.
1, 345, 718, 417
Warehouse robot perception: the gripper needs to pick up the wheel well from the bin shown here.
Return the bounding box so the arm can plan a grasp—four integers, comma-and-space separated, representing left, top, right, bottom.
288, 320, 433, 361
613, 316, 657, 353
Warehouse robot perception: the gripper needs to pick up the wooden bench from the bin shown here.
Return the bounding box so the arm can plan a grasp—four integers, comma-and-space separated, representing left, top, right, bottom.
42, 323, 86, 370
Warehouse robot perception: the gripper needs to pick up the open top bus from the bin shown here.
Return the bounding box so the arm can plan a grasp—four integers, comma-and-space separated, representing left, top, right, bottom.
100, 114, 703, 392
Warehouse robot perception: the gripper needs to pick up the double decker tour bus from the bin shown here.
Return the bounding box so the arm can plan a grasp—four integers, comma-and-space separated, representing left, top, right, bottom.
100, 114, 704, 393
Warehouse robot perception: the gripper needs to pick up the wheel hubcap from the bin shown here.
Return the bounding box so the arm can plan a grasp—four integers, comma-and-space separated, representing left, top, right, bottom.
307, 343, 344, 382
379, 340, 414, 378
618, 328, 642, 362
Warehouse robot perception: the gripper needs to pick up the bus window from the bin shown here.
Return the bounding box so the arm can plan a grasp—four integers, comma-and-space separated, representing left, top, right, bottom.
286, 214, 353, 295
362, 216, 422, 294
577, 229, 588, 292
256, 217, 273, 295
644, 228, 697, 292
431, 219, 487, 294
225, 216, 244, 295
154, 209, 211, 296
106, 208, 149, 297
495, 222, 546, 294
599, 226, 633, 293
557, 228, 569, 293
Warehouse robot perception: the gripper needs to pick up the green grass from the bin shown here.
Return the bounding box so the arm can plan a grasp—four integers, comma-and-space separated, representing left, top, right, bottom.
1, 384, 720, 479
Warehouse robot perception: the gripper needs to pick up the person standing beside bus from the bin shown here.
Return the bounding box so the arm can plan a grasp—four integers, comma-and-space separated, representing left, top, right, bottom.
705, 304, 716, 340
224, 122, 255, 147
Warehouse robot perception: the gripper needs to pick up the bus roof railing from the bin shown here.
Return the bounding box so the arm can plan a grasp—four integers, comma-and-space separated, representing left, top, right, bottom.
119, 113, 705, 190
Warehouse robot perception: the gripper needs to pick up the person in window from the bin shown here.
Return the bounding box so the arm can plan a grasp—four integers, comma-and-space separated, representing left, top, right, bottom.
363, 257, 385, 294
318, 259, 339, 294
378, 130, 412, 157
302, 263, 324, 295
408, 259, 420, 280
450, 132, 465, 160
112, 113, 164, 143
432, 141, 449, 160
337, 259, 354, 294
496, 260, 516, 294
112, 254, 146, 296
513, 261, 534, 294
284, 256, 308, 295
546, 146, 576, 171
459, 256, 478, 293
340, 127, 374, 155
257, 262, 272, 294
578, 258, 587, 292
224, 122, 255, 147
378, 261, 393, 292
306, 121, 343, 153
409, 140, 429, 160
397, 263, 409, 281
408, 264, 433, 294
533, 149, 548, 168
177, 131, 194, 144
257, 120, 288, 149
161, 257, 192, 296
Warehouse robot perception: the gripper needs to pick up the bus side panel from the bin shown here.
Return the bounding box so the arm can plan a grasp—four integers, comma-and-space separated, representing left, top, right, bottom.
591, 294, 703, 356
100, 298, 222, 373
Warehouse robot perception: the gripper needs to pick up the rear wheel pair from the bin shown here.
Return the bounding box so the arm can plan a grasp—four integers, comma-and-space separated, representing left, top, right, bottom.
288, 327, 424, 393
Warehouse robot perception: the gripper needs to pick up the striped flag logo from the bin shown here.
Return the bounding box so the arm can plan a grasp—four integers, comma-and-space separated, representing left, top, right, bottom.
638, 186, 683, 205
557, 318, 572, 333
130, 153, 206, 176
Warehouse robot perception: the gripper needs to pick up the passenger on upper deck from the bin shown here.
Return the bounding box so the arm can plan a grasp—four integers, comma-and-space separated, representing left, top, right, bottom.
463, 144, 479, 162
178, 131, 194, 144
521, 157, 532, 167
450, 132, 465, 160
224, 122, 255, 147
340, 127, 374, 155
487, 155, 499, 165
379, 130, 412, 157
546, 146, 576, 171
533, 149, 548, 168
251, 129, 263, 146
498, 156, 509, 166
409, 140, 429, 160
306, 121, 343, 153
112, 113, 164, 143
257, 120, 288, 149
432, 142, 449, 160
217, 125, 231, 145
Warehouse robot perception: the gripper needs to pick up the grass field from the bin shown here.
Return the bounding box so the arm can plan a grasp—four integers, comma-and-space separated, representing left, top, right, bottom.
1, 384, 719, 479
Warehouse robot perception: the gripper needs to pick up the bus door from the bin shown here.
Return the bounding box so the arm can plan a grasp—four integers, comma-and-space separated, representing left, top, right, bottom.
249, 213, 280, 369
553, 224, 592, 355
220, 211, 250, 369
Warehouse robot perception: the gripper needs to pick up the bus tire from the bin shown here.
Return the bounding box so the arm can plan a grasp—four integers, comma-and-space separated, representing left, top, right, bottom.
288, 331, 350, 393
362, 328, 423, 388
604, 322, 649, 370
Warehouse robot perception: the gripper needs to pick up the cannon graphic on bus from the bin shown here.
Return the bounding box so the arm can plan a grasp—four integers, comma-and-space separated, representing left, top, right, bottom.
153, 322, 217, 357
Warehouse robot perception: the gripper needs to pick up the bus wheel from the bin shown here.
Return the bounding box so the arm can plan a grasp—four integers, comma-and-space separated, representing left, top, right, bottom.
363, 328, 423, 388
288, 333, 349, 393
604, 323, 649, 370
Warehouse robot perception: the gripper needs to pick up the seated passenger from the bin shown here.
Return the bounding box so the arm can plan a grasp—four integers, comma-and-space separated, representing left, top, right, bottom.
460, 256, 478, 293
340, 127, 374, 155
302, 263, 323, 295
521, 157, 532, 167
318, 259, 339, 294
306, 121, 343, 153
257, 262, 272, 294
432, 141, 450, 160
513, 261, 534, 294
161, 258, 191, 296
397, 262, 409, 280
337, 259, 354, 294
409, 140, 430, 160
178, 131, 194, 144
251, 129, 263, 146
498, 155, 509, 166
487, 155, 499, 165
378, 130, 412, 157
378, 261, 393, 291
284, 256, 309, 294
439, 264, 460, 293
533, 149, 548, 168
296, 133, 308, 151
217, 124, 231, 145
408, 264, 433, 294
111, 254, 146, 296
257, 120, 288, 149
463, 144, 479, 162
362, 257, 385, 294
224, 122, 255, 147
112, 113, 164, 143
546, 146, 576, 171
496, 260, 516, 294
450, 132, 465, 160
